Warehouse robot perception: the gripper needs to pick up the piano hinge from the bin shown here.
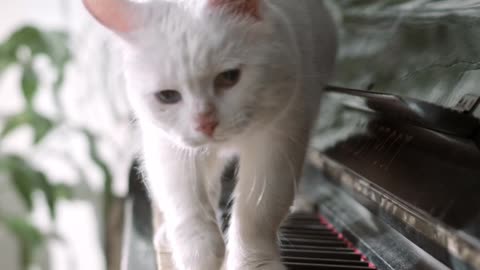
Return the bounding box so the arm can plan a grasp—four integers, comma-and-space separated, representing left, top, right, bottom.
453, 94, 480, 118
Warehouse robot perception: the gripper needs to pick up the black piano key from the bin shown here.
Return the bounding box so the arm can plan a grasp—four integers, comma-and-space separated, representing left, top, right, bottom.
282, 222, 327, 226
283, 219, 328, 224
281, 229, 335, 236
281, 244, 353, 252
288, 212, 320, 218
282, 225, 333, 231
280, 238, 348, 248
280, 225, 333, 234
285, 216, 320, 220
280, 246, 353, 252
284, 217, 326, 222
282, 256, 370, 267
280, 233, 340, 241
281, 249, 363, 261
285, 262, 375, 270
284, 217, 325, 223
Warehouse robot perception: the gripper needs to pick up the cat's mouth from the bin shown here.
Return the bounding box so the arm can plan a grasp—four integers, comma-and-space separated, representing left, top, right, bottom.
178, 136, 229, 149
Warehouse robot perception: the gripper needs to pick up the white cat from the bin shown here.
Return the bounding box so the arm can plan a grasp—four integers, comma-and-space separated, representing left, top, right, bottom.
83, 0, 337, 269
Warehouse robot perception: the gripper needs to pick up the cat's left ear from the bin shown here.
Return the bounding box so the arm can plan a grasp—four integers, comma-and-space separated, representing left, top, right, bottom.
208, 0, 261, 19
83, 0, 148, 33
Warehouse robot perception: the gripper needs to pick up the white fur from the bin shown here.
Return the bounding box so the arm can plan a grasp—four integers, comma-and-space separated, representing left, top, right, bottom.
87, 0, 336, 269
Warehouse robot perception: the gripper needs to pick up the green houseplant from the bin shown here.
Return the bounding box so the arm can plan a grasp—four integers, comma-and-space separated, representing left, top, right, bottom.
0, 25, 120, 270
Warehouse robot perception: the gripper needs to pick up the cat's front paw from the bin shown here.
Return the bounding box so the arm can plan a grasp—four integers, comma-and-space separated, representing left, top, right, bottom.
227, 257, 286, 270
172, 226, 225, 270
227, 250, 286, 270
256, 261, 287, 270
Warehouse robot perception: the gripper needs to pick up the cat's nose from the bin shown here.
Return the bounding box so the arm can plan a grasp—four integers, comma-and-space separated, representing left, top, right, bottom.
195, 104, 218, 137
195, 119, 218, 137
195, 108, 218, 137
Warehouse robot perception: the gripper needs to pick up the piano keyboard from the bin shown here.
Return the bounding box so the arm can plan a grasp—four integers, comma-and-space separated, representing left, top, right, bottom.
156, 211, 377, 270
280, 212, 377, 270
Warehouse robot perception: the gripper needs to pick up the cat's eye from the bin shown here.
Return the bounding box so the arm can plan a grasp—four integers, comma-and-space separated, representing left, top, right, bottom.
214, 69, 241, 92
155, 90, 182, 104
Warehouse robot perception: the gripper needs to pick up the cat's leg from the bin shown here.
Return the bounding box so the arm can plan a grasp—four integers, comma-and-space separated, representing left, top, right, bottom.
290, 195, 316, 214
144, 141, 225, 270
226, 126, 309, 270
205, 157, 228, 224
152, 205, 175, 269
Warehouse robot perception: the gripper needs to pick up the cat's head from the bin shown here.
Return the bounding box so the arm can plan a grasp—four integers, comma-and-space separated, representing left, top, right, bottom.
84, 0, 298, 148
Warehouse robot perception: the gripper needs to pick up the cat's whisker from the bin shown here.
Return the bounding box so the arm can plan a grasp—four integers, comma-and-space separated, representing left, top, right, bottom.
300, 72, 333, 78
256, 176, 267, 207
268, 127, 304, 148
219, 111, 252, 134
284, 149, 299, 197
190, 153, 204, 216
193, 150, 219, 225
246, 166, 258, 202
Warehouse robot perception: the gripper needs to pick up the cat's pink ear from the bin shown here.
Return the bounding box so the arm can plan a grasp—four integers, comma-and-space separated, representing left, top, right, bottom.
208, 0, 261, 19
83, 0, 145, 33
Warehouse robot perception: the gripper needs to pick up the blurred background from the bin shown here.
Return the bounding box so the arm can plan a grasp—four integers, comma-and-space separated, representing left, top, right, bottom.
1, 1, 480, 270
1, 1, 134, 270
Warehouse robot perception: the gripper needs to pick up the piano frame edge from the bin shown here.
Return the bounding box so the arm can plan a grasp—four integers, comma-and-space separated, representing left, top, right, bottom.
305, 152, 480, 270
302, 159, 452, 270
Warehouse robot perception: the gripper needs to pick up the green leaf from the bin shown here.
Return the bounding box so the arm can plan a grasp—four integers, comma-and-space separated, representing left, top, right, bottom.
54, 184, 74, 200
21, 64, 38, 106
2, 26, 48, 58
0, 44, 16, 73
0, 156, 73, 218
0, 112, 29, 139
46, 183, 74, 219
0, 26, 71, 70
10, 170, 37, 211
1, 216, 44, 247
0, 26, 71, 97
36, 173, 57, 218
82, 130, 113, 211
30, 112, 54, 144
44, 31, 71, 111
84, 130, 113, 195
42, 31, 71, 69
35, 175, 73, 219
1, 111, 55, 144
52, 71, 66, 114
0, 25, 70, 65
0, 216, 45, 269
81, 130, 113, 252
0, 155, 39, 211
